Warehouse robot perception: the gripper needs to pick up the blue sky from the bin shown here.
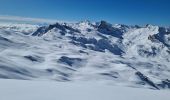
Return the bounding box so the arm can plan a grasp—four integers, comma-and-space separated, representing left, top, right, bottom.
0, 0, 170, 26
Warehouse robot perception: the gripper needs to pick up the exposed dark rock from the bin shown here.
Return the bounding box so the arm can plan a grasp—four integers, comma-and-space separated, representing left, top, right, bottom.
32, 26, 48, 36
97, 21, 124, 39
100, 71, 119, 79
138, 46, 158, 57
135, 71, 159, 90
79, 50, 88, 54
148, 35, 157, 42
148, 27, 170, 47
70, 36, 123, 55
134, 25, 141, 28
58, 56, 82, 66
24, 55, 44, 63
32, 23, 80, 36
95, 39, 123, 55
157, 79, 170, 89
167, 50, 170, 54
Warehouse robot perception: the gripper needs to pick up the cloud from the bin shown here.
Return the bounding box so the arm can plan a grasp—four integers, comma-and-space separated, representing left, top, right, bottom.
0, 15, 59, 24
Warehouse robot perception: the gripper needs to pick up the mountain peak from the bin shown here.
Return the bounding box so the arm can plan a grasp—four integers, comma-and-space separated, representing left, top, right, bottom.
98, 20, 112, 28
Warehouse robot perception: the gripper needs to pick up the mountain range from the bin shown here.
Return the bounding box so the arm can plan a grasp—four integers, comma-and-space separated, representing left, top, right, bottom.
0, 21, 170, 90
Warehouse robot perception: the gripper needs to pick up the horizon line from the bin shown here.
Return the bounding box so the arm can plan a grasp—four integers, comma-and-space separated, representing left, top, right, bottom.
0, 15, 169, 27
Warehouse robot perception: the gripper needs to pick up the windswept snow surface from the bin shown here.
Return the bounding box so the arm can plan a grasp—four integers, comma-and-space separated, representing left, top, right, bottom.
0, 21, 170, 90
0, 79, 169, 100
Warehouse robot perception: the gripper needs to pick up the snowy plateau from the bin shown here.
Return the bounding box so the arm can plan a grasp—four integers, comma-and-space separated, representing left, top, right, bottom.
0, 21, 170, 100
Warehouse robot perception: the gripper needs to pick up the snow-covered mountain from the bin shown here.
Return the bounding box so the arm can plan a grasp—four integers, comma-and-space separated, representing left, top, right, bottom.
0, 21, 170, 90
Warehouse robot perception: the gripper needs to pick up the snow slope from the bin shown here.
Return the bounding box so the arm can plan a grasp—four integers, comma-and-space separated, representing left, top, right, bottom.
0, 79, 169, 100
0, 21, 170, 90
